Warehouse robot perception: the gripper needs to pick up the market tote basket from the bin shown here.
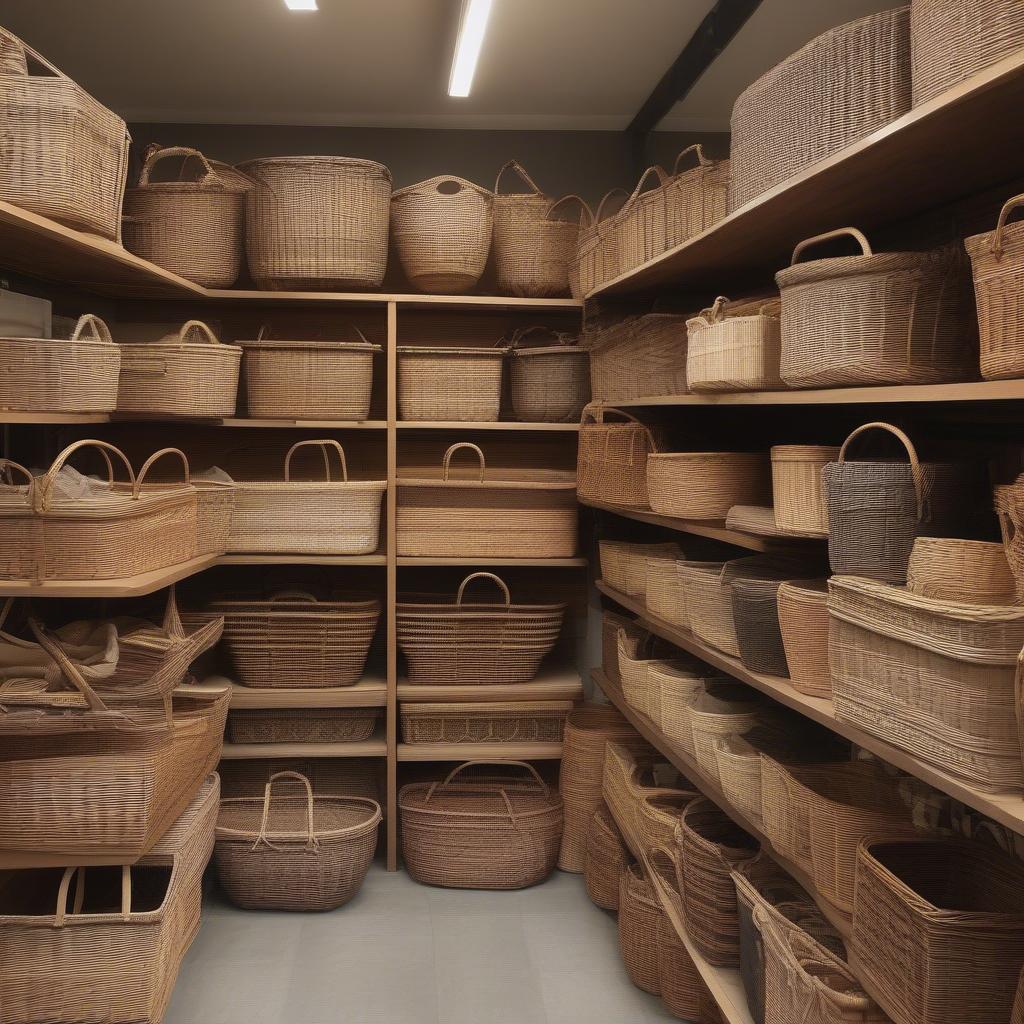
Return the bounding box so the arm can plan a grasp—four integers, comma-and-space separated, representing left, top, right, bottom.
215, 772, 381, 912
400, 761, 563, 889
508, 326, 590, 423
577, 405, 658, 506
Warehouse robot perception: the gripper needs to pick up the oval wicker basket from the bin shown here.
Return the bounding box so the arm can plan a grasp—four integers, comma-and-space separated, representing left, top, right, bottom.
906, 537, 1017, 605
664, 143, 730, 249
619, 863, 663, 995
508, 326, 590, 423
770, 444, 839, 535
578, 405, 658, 506
584, 803, 628, 910
647, 452, 770, 519
777, 579, 831, 697
396, 345, 505, 422
686, 295, 784, 393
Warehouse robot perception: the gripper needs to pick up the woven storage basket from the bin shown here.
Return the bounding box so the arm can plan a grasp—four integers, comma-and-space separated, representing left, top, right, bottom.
599, 540, 681, 598
777, 580, 831, 698
584, 803, 628, 910
400, 700, 571, 744
228, 440, 385, 554
619, 863, 663, 995
614, 165, 670, 275
777, 228, 975, 389
664, 143, 730, 249
575, 188, 629, 295
618, 636, 701, 726
578, 404, 658, 506
647, 451, 770, 519
215, 772, 380, 911
0, 313, 120, 414
239, 326, 380, 421
639, 790, 698, 861
122, 146, 247, 288
660, 669, 716, 755
397, 344, 505, 421
645, 554, 690, 629
732, 577, 791, 677
770, 445, 839, 535
227, 708, 379, 745
0, 439, 198, 584
391, 175, 492, 293
0, 27, 129, 239
584, 313, 689, 401
396, 443, 577, 557
509, 326, 591, 422
996, 475, 1024, 601
602, 609, 642, 684
116, 320, 241, 418
729, 8, 910, 211
907, 537, 1016, 604
1014, 965, 1024, 1024
658, 912, 703, 1020
853, 838, 1024, 1024
688, 683, 763, 785
238, 155, 391, 291
676, 797, 759, 967
828, 575, 1024, 792
686, 296, 784, 393
401, 760, 562, 889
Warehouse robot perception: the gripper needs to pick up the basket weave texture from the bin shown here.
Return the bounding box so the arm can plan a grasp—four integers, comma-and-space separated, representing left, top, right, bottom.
777, 580, 831, 697
509, 326, 590, 423
571, 188, 627, 296
686, 296, 784, 393
647, 452, 770, 519
583, 313, 689, 401
731, 577, 792, 677
770, 445, 839, 535
399, 700, 570, 745
599, 540, 681, 598
578, 405, 658, 506
227, 708, 379, 744
619, 863, 663, 995
663, 143, 730, 249
584, 803, 628, 910
397, 345, 505, 421
907, 537, 1017, 605
996, 475, 1024, 601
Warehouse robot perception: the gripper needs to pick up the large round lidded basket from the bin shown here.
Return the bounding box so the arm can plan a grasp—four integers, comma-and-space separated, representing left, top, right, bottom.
508, 327, 591, 423
237, 156, 392, 291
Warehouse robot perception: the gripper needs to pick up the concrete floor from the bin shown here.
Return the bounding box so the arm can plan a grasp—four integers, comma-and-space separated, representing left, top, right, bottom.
165, 865, 681, 1024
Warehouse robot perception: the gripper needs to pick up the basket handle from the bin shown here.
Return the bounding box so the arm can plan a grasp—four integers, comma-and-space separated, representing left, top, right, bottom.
442, 442, 486, 482
791, 227, 872, 265
0, 459, 35, 504
159, 584, 187, 643
990, 193, 1024, 258
254, 771, 319, 852
177, 320, 222, 346
595, 188, 629, 223
69, 314, 113, 345
545, 194, 590, 226
133, 447, 192, 498
456, 572, 511, 606
838, 421, 923, 518
284, 440, 348, 482
694, 296, 729, 325
439, 759, 548, 793
38, 440, 135, 513
138, 145, 222, 187
494, 160, 543, 196
269, 590, 320, 603
672, 144, 712, 175
27, 618, 111, 714
420, 175, 491, 198
508, 325, 572, 350
54, 865, 132, 927
580, 404, 658, 452
621, 165, 669, 212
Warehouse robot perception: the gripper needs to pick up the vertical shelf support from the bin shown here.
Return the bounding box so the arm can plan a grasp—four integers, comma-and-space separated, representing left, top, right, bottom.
385, 300, 399, 870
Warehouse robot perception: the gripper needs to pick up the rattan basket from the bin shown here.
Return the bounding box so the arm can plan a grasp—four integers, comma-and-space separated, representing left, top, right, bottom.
659, 668, 712, 755
399, 700, 571, 745
116, 320, 241, 419
907, 536, 1017, 604
397, 345, 505, 421
664, 143, 730, 248
218, 758, 380, 803
601, 609, 642, 684
572, 188, 627, 296
614, 165, 670, 276
688, 683, 763, 785
391, 176, 492, 293
617, 633, 700, 725
770, 445, 839, 535
227, 707, 378, 744
996, 475, 1024, 601
777, 228, 975, 389
238, 155, 391, 291
645, 553, 690, 629
583, 313, 689, 401
619, 863, 663, 995
508, 326, 590, 422
686, 296, 784, 393
647, 451, 770, 519
578, 405, 658, 506
777, 580, 831, 697
731, 576, 791, 677
215, 772, 381, 911
599, 539, 681, 598
228, 440, 385, 554
584, 803, 628, 910
658, 911, 703, 1021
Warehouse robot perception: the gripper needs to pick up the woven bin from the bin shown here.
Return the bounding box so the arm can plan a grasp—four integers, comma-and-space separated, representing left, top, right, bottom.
397, 345, 505, 422
599, 540, 681, 598
686, 296, 784, 393
614, 165, 670, 276
907, 537, 1016, 604
215, 772, 381, 911
122, 146, 248, 289
618, 637, 701, 726
228, 440, 385, 555
828, 574, 1024, 792
239, 326, 380, 421
0, 26, 129, 239
646, 554, 690, 629
584, 313, 689, 402
619, 863, 663, 995
227, 708, 379, 745
777, 580, 831, 698
238, 156, 391, 291
0, 313, 120, 414
391, 175, 492, 293
777, 228, 974, 389
729, 8, 910, 211
509, 326, 590, 422
688, 683, 763, 785
647, 452, 771, 519
853, 838, 1024, 1024
396, 443, 577, 558
602, 609, 642, 684
400, 700, 571, 744
584, 803, 628, 910
116, 320, 241, 419
771, 445, 839, 535
732, 577, 791, 677
664, 143, 730, 249
578, 405, 658, 506
660, 670, 716, 755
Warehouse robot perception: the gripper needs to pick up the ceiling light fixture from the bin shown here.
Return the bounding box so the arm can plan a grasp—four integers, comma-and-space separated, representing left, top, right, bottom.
283, 0, 318, 10
448, 0, 493, 98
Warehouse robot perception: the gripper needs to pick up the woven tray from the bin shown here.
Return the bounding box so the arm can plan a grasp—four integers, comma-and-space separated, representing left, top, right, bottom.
399, 700, 572, 744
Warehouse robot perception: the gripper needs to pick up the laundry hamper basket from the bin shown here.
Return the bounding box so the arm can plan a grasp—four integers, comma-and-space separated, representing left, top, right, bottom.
770, 445, 839, 535
116, 320, 242, 419
0, 26, 129, 239
647, 451, 770, 519
396, 443, 577, 557
397, 345, 505, 421
228, 440, 385, 554
215, 772, 380, 911
238, 155, 391, 290
584, 313, 689, 401
584, 804, 628, 910
227, 708, 380, 745
619, 863, 663, 995
777, 580, 831, 697
686, 296, 784, 393
509, 326, 590, 422
906, 537, 1016, 604
399, 701, 571, 744
664, 143, 730, 248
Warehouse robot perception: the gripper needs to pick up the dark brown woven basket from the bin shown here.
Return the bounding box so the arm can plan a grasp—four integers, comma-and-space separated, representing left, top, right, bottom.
584, 803, 628, 911
731, 577, 789, 677
619, 863, 662, 995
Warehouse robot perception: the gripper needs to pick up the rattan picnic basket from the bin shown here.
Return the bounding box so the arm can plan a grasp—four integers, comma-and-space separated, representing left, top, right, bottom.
647, 451, 771, 519
228, 439, 385, 554
777, 580, 831, 697
578, 405, 659, 506
215, 771, 381, 911
664, 143, 730, 248
116, 320, 242, 419
906, 537, 1017, 604
508, 326, 590, 422
770, 445, 839, 535
237, 155, 391, 290
599, 539, 681, 598
686, 296, 784, 393
227, 708, 379, 745
397, 344, 506, 421
619, 863, 663, 995
583, 313, 689, 401
584, 804, 628, 910
0, 26, 129, 239
399, 700, 571, 745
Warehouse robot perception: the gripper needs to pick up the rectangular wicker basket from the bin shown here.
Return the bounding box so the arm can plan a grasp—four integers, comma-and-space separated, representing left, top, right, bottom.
397, 346, 505, 421
584, 313, 689, 402
685, 297, 783, 393
647, 452, 771, 520
399, 701, 573, 744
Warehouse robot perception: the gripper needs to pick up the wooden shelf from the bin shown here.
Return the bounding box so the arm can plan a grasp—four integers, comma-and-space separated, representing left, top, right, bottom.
396, 421, 580, 431
592, 49, 1024, 297
0, 554, 219, 598
597, 580, 1024, 836
229, 676, 388, 709
220, 726, 388, 759
0, 410, 113, 424
397, 555, 588, 566
204, 289, 582, 311
217, 553, 388, 566
398, 664, 583, 703
397, 740, 563, 761
220, 417, 387, 429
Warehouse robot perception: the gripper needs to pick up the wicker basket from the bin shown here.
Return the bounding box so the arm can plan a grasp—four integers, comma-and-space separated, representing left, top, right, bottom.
777, 228, 975, 389
1014, 965, 1024, 1024
601, 609, 641, 684
116, 320, 241, 419
853, 837, 1024, 1024
688, 683, 763, 785
996, 475, 1024, 601
228, 440, 385, 555
218, 758, 380, 803
122, 146, 248, 288
239, 326, 380, 421
227, 708, 379, 745
578, 405, 658, 506
658, 912, 703, 1021
238, 155, 391, 291
647, 451, 771, 519
660, 668, 713, 755
599, 540, 681, 598
0, 313, 120, 414
664, 143, 730, 249
619, 863, 663, 995
770, 445, 839, 535
508, 326, 590, 422
399, 700, 571, 744
686, 296, 784, 393
618, 634, 699, 724
401, 760, 562, 889
584, 313, 689, 401
397, 345, 505, 421
0, 26, 129, 240
391, 176, 492, 293
729, 8, 910, 210
584, 803, 628, 910
731, 577, 791, 677
828, 574, 1024, 792
396, 442, 577, 557
397, 573, 565, 686
777, 580, 831, 698
907, 537, 1017, 604
215, 772, 381, 911
573, 188, 628, 296
645, 553, 690, 629
614, 165, 670, 276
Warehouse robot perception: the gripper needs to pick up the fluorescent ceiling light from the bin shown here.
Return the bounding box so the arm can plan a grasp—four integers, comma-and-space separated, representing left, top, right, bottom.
448, 0, 493, 97
284, 0, 318, 10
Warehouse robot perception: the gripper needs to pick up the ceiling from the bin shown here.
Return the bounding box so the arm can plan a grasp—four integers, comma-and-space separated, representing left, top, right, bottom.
2, 0, 898, 132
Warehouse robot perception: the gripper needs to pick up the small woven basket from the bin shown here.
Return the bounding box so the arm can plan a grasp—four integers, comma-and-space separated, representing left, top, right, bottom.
584, 803, 628, 910
645, 553, 689, 629
397, 345, 505, 421
688, 683, 763, 785
776, 580, 831, 697
584, 312, 689, 401
770, 445, 839, 536
686, 296, 784, 393
906, 537, 1017, 605
508, 326, 590, 423
577, 405, 658, 506
647, 452, 771, 519
619, 863, 663, 995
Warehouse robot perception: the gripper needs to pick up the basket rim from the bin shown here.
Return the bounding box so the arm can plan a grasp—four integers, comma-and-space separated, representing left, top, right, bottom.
215, 793, 382, 841
828, 575, 1024, 623
396, 346, 507, 357
510, 345, 588, 357
236, 155, 391, 174
401, 700, 574, 714
238, 340, 381, 353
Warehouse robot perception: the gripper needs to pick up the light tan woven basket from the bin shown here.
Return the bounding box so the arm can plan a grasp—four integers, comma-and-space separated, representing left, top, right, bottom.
228, 439, 385, 554
584, 313, 689, 401
578, 405, 658, 506
614, 165, 670, 276
686, 296, 784, 393
116, 320, 241, 419
678, 560, 738, 655
770, 445, 839, 535
598, 540, 680, 598
647, 451, 771, 519
397, 345, 505, 421
907, 537, 1017, 605
617, 632, 699, 725
0, 26, 129, 240
645, 553, 689, 628
0, 313, 120, 414
777, 579, 832, 697
400, 700, 571, 745
238, 155, 391, 291
688, 683, 763, 785
584, 803, 627, 910
572, 188, 627, 296
218, 758, 380, 803
664, 144, 730, 248
509, 326, 590, 422
226, 708, 379, 745
996, 475, 1024, 601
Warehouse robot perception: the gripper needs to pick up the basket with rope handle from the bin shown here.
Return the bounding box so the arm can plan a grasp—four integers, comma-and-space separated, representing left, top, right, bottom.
613, 165, 671, 276
508, 324, 591, 422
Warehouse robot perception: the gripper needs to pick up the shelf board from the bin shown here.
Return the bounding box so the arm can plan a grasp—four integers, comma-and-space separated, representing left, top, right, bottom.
220, 417, 387, 429
0, 410, 112, 424
200, 289, 583, 311
397, 740, 564, 761
398, 664, 583, 703
592, 49, 1024, 297
397, 555, 588, 567
597, 580, 1024, 836
395, 421, 580, 431
220, 727, 387, 759
0, 412, 386, 427
229, 676, 388, 709
217, 553, 388, 566
0, 554, 219, 598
